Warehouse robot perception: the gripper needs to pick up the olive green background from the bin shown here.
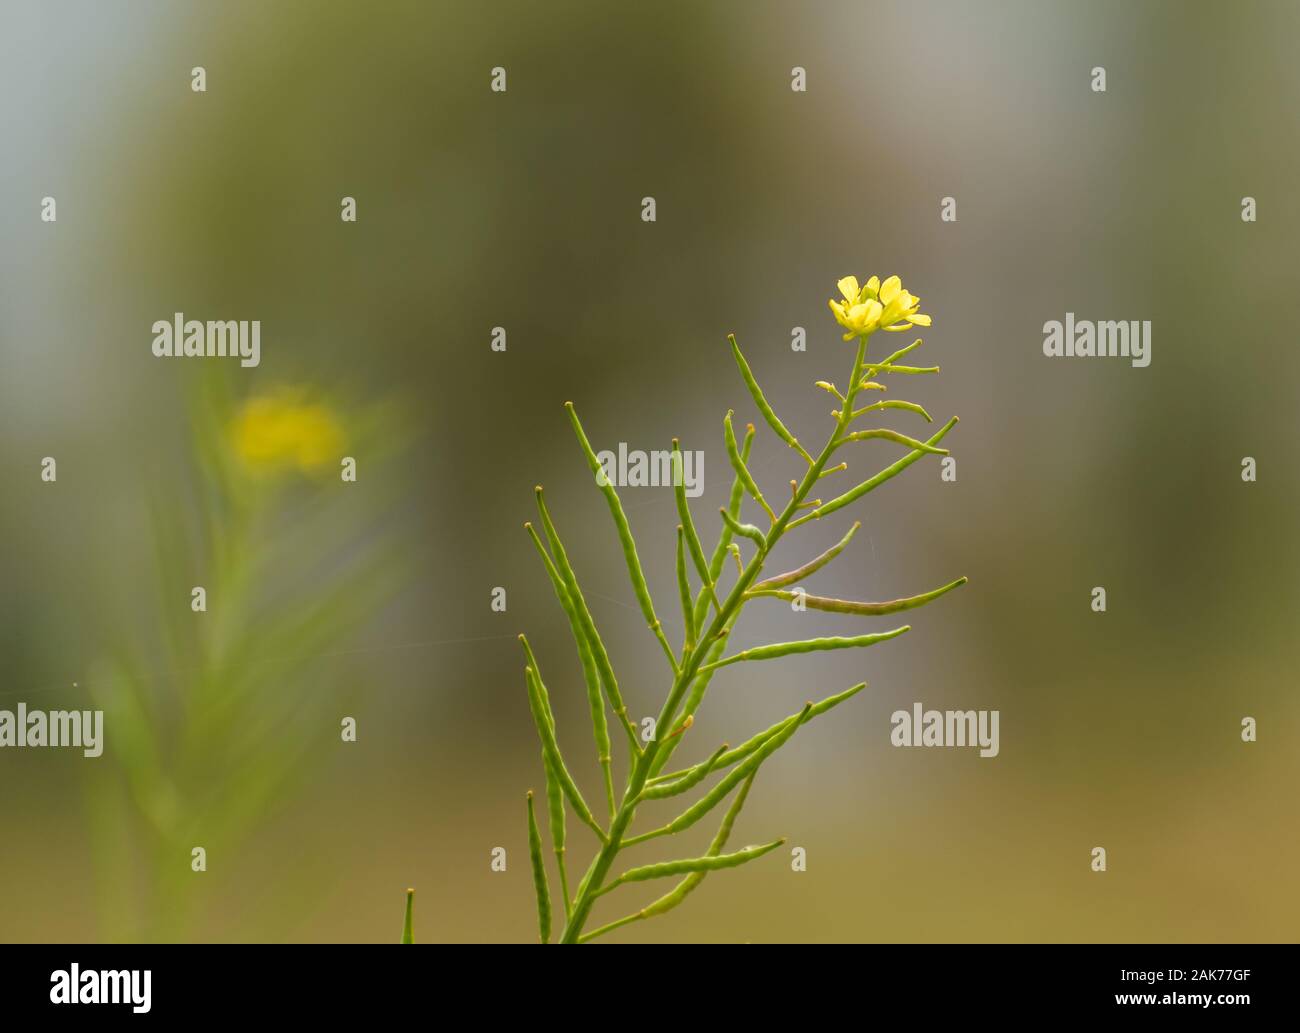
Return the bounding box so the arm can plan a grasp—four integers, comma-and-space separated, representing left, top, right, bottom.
1, 0, 1296, 942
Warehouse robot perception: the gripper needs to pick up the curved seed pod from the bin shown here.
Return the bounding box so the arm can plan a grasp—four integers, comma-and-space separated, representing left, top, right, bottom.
724, 411, 776, 523
672, 442, 719, 613
400, 888, 414, 944
834, 428, 948, 455
523, 525, 616, 817
790, 416, 958, 528
635, 704, 810, 843
727, 334, 814, 464
751, 521, 860, 591
523, 666, 607, 843
640, 742, 728, 800
650, 682, 866, 786
860, 362, 939, 375
534, 488, 640, 754
700, 627, 910, 672
577, 772, 761, 942
602, 838, 785, 893
851, 399, 933, 422
526, 791, 551, 943
720, 507, 766, 549
565, 403, 679, 672
748, 577, 967, 616
674, 526, 696, 651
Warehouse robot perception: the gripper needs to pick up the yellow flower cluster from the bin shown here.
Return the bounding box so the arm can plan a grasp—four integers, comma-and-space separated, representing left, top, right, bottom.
232, 389, 344, 475
828, 275, 931, 340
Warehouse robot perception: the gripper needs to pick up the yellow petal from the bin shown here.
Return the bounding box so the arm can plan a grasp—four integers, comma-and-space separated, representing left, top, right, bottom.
909, 313, 932, 326
879, 276, 902, 305
859, 299, 883, 332
837, 276, 860, 302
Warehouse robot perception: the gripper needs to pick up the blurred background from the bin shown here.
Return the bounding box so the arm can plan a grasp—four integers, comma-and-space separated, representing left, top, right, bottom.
1, 0, 1297, 942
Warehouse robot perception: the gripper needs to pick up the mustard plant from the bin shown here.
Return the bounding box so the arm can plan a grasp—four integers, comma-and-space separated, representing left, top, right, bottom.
520, 275, 965, 943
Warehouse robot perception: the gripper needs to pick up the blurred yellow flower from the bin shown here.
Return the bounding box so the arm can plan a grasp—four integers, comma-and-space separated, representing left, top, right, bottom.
232, 389, 345, 475
828, 274, 930, 339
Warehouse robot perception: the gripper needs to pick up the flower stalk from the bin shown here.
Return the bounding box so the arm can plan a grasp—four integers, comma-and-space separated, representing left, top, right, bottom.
518, 275, 965, 942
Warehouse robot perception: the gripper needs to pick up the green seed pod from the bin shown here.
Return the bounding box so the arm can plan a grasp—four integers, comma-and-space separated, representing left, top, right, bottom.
526, 791, 552, 944
543, 754, 570, 917
723, 410, 776, 522
701, 628, 910, 672
860, 362, 939, 375
850, 399, 933, 422
523, 524, 616, 818
534, 488, 640, 754
834, 427, 948, 455
640, 742, 728, 800
523, 665, 607, 843
565, 403, 679, 671
748, 577, 968, 616
603, 837, 785, 893
401, 888, 414, 944
675, 526, 696, 652
728, 334, 814, 464
673, 441, 720, 614
751, 521, 860, 591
